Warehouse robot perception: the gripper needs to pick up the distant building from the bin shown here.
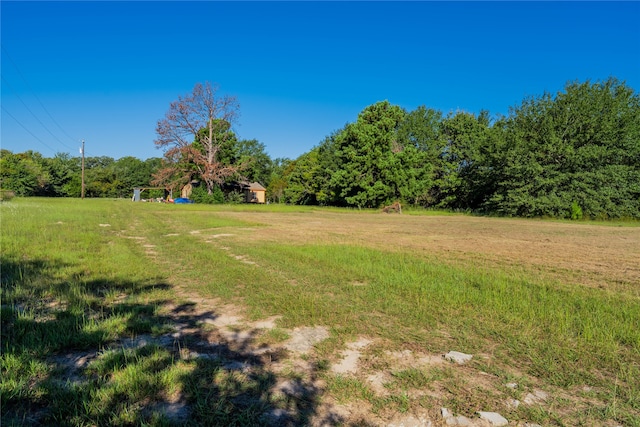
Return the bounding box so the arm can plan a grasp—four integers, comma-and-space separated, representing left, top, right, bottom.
245, 182, 266, 203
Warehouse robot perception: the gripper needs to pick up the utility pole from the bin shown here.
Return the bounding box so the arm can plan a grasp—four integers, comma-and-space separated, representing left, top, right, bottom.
81, 139, 85, 199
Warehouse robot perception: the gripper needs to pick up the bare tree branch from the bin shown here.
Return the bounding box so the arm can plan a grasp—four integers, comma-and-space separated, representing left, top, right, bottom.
153, 82, 241, 194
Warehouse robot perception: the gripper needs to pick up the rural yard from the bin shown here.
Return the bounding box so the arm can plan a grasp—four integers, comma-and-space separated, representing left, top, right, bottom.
210, 210, 640, 294
2, 199, 639, 426
3, 2, 639, 425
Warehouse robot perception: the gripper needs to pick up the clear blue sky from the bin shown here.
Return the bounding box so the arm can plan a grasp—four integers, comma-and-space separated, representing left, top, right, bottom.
2, 1, 639, 161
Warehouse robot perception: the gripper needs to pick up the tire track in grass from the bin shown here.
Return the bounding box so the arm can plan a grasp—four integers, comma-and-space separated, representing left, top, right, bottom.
113, 215, 366, 425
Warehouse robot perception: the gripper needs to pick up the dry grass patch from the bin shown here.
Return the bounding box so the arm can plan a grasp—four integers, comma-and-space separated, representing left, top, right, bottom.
213, 210, 640, 295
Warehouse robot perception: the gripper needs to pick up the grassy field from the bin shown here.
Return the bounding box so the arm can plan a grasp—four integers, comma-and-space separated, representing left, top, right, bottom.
1, 198, 639, 426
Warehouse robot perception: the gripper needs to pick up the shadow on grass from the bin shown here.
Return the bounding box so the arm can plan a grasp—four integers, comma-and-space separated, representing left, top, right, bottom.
0, 256, 346, 426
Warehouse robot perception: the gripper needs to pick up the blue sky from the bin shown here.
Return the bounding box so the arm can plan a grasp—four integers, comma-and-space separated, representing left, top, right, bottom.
2, 1, 639, 161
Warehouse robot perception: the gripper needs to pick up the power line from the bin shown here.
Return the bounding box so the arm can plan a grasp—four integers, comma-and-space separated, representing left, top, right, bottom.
2, 45, 79, 144
1, 45, 82, 155
1, 75, 77, 153
1, 105, 58, 154
2, 47, 96, 160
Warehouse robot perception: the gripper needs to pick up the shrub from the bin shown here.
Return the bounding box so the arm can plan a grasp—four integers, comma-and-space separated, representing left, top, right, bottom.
0, 189, 15, 201
570, 201, 583, 220
190, 185, 224, 204
225, 190, 244, 204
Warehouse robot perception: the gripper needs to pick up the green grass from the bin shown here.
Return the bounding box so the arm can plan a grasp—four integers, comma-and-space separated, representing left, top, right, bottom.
236, 242, 638, 363
2, 199, 265, 426
2, 198, 638, 426
388, 367, 447, 390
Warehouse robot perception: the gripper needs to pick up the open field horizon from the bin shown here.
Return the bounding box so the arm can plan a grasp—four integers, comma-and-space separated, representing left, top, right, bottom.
2, 198, 639, 426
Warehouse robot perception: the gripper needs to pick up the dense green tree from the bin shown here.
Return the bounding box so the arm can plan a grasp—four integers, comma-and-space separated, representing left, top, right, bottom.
266, 157, 292, 203
328, 101, 407, 208
308, 130, 348, 206
488, 78, 640, 218
114, 156, 145, 184
233, 139, 273, 185
80, 156, 115, 198
282, 149, 323, 205
395, 106, 445, 206
438, 110, 497, 210
198, 119, 239, 165
43, 153, 80, 197
217, 136, 273, 186
84, 156, 115, 170
0, 150, 56, 196
1, 150, 41, 196
1, 151, 165, 198
109, 156, 162, 198
143, 157, 163, 175
190, 183, 224, 204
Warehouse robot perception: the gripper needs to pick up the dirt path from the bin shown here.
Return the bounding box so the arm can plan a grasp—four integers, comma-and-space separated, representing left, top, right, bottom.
111, 218, 450, 425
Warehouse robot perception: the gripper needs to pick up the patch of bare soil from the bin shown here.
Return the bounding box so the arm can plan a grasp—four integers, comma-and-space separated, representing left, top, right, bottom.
331, 338, 372, 374
285, 326, 330, 354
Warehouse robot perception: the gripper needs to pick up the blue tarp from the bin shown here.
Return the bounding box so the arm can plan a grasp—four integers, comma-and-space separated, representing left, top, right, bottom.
174, 198, 193, 204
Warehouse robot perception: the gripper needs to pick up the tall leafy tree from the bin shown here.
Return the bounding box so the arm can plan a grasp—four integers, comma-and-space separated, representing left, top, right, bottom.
488, 78, 640, 218
110, 156, 160, 198
83, 156, 116, 197
266, 157, 292, 203
1, 150, 40, 196
396, 106, 445, 206
438, 110, 496, 210
282, 149, 324, 205
314, 131, 344, 205
235, 139, 273, 185
218, 137, 273, 186
44, 152, 79, 197
329, 101, 407, 208
0, 150, 54, 196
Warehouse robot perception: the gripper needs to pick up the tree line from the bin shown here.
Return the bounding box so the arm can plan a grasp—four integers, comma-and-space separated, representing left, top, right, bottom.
0, 143, 276, 202
279, 77, 639, 219
2, 77, 638, 218
0, 151, 162, 199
